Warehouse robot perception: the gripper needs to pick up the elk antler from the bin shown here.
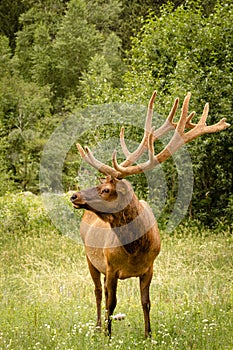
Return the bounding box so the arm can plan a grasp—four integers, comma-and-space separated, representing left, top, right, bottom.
77, 91, 230, 178
77, 143, 120, 178
119, 90, 196, 167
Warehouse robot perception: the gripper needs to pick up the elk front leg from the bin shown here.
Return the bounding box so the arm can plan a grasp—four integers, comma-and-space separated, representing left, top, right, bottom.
139, 266, 153, 338
104, 274, 118, 337
86, 256, 102, 328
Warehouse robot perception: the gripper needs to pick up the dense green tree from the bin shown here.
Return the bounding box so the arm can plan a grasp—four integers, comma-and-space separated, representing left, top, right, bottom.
13, 0, 124, 107
0, 35, 12, 76
0, 35, 52, 192
0, 0, 29, 50
86, 0, 122, 33
118, 0, 221, 51
113, 1, 233, 226
79, 54, 114, 106
79, 32, 125, 106
0, 0, 221, 53
0, 75, 52, 192
14, 0, 67, 82
52, 0, 103, 101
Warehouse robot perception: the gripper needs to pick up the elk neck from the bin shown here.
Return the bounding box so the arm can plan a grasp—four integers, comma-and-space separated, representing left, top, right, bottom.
104, 193, 153, 254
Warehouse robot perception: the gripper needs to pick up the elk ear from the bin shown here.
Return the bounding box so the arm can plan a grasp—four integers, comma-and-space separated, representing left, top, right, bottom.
98, 175, 114, 184
116, 180, 128, 195
98, 177, 106, 184
106, 175, 117, 184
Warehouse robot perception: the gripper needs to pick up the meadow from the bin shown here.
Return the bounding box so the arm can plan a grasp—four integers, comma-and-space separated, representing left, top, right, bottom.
0, 193, 232, 349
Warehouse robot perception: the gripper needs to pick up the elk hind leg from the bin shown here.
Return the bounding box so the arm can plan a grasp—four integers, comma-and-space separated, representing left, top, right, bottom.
139, 267, 153, 338
86, 256, 102, 329
104, 274, 118, 337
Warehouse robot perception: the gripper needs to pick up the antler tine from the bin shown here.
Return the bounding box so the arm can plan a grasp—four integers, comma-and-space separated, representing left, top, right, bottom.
119, 90, 157, 167
146, 90, 157, 131
185, 111, 196, 128
120, 127, 130, 158
148, 127, 155, 163
76, 143, 120, 178
183, 105, 230, 142
152, 97, 179, 140
176, 92, 191, 134
167, 98, 179, 124
112, 148, 144, 176
112, 127, 159, 176
199, 102, 209, 125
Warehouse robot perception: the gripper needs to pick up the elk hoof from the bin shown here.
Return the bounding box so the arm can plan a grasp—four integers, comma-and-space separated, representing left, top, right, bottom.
112, 313, 126, 321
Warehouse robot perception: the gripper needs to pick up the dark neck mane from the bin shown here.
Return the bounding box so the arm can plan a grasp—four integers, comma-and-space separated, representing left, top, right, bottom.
108, 194, 152, 254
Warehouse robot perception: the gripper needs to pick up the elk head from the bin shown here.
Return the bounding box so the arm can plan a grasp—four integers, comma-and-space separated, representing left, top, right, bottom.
71, 176, 134, 219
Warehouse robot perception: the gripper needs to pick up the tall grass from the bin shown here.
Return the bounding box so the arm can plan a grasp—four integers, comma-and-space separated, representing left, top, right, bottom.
0, 194, 232, 349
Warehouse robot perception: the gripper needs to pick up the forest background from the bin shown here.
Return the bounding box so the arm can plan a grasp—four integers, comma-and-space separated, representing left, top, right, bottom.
0, 0, 232, 229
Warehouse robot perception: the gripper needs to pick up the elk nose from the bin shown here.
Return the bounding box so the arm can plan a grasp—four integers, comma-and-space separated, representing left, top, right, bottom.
70, 193, 77, 201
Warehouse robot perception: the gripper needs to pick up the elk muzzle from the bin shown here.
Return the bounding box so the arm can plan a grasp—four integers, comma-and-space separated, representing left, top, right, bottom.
70, 191, 87, 209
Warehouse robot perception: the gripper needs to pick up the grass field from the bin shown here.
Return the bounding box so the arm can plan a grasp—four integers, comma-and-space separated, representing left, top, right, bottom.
0, 194, 233, 349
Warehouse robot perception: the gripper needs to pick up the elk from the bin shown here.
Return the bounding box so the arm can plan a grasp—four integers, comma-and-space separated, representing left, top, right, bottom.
70, 91, 229, 338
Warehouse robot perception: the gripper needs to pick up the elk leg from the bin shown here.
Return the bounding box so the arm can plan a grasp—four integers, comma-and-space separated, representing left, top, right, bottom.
104, 274, 118, 337
139, 266, 153, 338
86, 256, 102, 328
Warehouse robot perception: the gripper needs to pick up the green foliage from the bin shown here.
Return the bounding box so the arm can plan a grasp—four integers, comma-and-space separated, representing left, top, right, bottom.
0, 0, 29, 50
12, 0, 124, 107
0, 36, 52, 192
14, 1, 66, 82
52, 0, 103, 100
0, 73, 52, 192
0, 35, 12, 76
79, 54, 114, 106
0, 193, 48, 237
86, 0, 122, 33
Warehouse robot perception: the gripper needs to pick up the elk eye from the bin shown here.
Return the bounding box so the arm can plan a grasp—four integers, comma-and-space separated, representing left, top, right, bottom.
103, 188, 109, 193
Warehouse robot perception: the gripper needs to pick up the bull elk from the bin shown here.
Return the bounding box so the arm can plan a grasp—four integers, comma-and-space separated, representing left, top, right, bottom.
70, 91, 229, 338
